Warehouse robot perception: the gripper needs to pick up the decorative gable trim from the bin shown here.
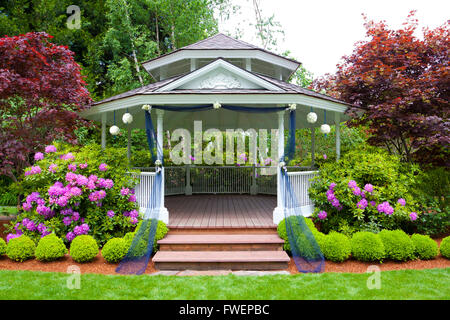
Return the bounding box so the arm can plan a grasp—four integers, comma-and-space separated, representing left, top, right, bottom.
155, 59, 284, 92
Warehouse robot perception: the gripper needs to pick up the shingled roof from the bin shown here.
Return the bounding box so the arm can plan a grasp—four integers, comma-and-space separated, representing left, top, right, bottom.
141, 33, 301, 66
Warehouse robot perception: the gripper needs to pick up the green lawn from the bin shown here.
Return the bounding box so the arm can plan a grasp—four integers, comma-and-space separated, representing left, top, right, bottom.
0, 268, 448, 300
0, 206, 18, 216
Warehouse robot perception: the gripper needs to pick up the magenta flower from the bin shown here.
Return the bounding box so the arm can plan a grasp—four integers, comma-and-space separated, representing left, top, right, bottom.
104, 179, 114, 189
318, 210, 327, 220
129, 209, 139, 218
107, 210, 115, 218
45, 145, 57, 153
25, 166, 41, 176
66, 231, 75, 242
68, 163, 77, 172
70, 187, 82, 197
99, 163, 108, 171
86, 180, 96, 190
88, 175, 98, 182
377, 201, 394, 215
60, 152, 74, 161
6, 233, 20, 243
76, 175, 88, 186
22, 202, 32, 211
397, 198, 406, 206
48, 164, 58, 173
352, 186, 362, 196
56, 196, 68, 207
409, 212, 418, 221
128, 194, 136, 203
130, 217, 138, 225
348, 180, 357, 189
34, 152, 44, 161
72, 212, 80, 221
323, 154, 327, 160
370, 201, 376, 207
329, 183, 337, 190
79, 163, 88, 169
120, 187, 130, 196
364, 184, 374, 193
357, 198, 368, 210
63, 216, 72, 226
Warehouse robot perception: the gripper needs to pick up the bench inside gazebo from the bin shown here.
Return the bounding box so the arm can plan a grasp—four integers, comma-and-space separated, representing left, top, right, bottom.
81, 33, 351, 270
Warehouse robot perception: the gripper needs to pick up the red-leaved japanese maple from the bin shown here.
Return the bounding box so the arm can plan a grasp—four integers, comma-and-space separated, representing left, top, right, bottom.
0, 32, 92, 181
313, 11, 449, 166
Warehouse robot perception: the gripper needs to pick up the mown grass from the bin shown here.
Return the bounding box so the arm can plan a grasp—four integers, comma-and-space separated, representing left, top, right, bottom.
0, 206, 17, 216
0, 268, 448, 300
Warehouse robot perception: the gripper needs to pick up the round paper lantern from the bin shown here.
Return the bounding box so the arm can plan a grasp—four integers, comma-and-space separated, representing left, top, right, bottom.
109, 125, 120, 135
307, 112, 317, 124
122, 113, 133, 124
320, 124, 331, 134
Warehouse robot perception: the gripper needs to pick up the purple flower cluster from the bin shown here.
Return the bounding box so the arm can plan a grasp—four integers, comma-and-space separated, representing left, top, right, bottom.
397, 198, 406, 206
357, 198, 368, 210
24, 166, 41, 176
60, 153, 75, 161
409, 212, 417, 221
99, 163, 108, 171
107, 210, 115, 218
68, 163, 77, 172
318, 210, 327, 220
34, 152, 44, 161
48, 164, 58, 173
79, 163, 88, 169
73, 223, 90, 236
45, 145, 57, 153
325, 183, 342, 210
377, 201, 394, 215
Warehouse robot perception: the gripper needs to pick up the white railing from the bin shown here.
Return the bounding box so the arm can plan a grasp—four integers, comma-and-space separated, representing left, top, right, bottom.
190, 166, 253, 194
129, 171, 156, 208
286, 170, 319, 208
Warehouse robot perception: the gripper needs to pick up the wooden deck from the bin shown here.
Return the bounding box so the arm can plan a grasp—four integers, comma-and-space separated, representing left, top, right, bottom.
165, 195, 276, 228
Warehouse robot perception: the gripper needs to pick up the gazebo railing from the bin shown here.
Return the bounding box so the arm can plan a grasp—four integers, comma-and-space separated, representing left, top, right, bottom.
285, 170, 319, 208
129, 171, 156, 208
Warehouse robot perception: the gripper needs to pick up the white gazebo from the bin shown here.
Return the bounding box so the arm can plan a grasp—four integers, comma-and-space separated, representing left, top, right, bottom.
80, 33, 351, 227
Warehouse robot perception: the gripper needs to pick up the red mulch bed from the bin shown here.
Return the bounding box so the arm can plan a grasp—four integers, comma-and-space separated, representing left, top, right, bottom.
1, 238, 448, 276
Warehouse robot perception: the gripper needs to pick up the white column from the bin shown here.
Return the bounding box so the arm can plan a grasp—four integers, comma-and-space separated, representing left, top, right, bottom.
335, 113, 341, 161
245, 58, 251, 71
101, 113, 106, 149
127, 125, 132, 161
311, 127, 315, 166
273, 110, 285, 225
190, 59, 197, 72
156, 109, 169, 224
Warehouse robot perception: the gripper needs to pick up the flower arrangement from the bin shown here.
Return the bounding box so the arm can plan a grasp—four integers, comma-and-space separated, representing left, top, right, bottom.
6, 143, 140, 246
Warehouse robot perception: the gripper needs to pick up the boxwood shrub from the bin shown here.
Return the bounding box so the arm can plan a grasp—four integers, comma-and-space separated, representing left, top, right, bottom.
0, 238, 6, 256
277, 216, 325, 252
321, 232, 351, 262
124, 219, 168, 253
35, 234, 68, 261
350, 231, 385, 262
102, 238, 128, 263
411, 234, 438, 260
379, 229, 415, 261
6, 235, 35, 262
440, 236, 450, 259
70, 235, 99, 263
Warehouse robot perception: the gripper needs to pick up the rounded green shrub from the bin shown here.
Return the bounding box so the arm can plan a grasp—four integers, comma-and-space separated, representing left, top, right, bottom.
277, 216, 324, 252
351, 231, 385, 262
69, 235, 99, 263
102, 238, 128, 263
379, 229, 415, 261
0, 238, 6, 256
440, 236, 450, 259
321, 232, 351, 262
35, 234, 68, 261
6, 235, 35, 262
124, 219, 168, 253
411, 234, 438, 260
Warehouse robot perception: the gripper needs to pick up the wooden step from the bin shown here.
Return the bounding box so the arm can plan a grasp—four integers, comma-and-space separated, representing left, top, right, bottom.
153, 251, 290, 270
167, 226, 278, 235
158, 234, 284, 251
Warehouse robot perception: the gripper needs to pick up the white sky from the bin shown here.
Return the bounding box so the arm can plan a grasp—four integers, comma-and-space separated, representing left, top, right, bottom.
218, 0, 449, 78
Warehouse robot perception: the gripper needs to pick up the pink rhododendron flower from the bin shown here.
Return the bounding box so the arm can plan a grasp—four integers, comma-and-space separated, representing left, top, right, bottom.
357, 199, 368, 210
107, 210, 115, 218
409, 212, 417, 221
318, 210, 327, 220
99, 163, 108, 171
397, 198, 406, 206
79, 163, 88, 169
48, 164, 58, 173
104, 179, 114, 189
66, 232, 75, 242
323, 154, 327, 160
348, 180, 357, 189
68, 163, 77, 172
364, 184, 374, 193
34, 152, 44, 161
120, 187, 130, 196
45, 145, 57, 153
128, 194, 136, 202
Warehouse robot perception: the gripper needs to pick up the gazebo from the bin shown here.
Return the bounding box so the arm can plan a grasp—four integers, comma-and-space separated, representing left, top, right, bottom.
80, 33, 350, 229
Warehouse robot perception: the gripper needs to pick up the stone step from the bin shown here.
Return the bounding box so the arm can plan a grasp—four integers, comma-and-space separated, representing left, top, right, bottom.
158, 234, 284, 251
167, 226, 278, 235
153, 250, 290, 270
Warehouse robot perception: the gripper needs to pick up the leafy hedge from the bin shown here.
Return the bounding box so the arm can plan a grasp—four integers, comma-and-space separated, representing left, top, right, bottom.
6, 143, 140, 246
440, 236, 450, 259
70, 235, 99, 262
378, 230, 415, 261
309, 149, 421, 235
35, 234, 68, 261
277, 216, 325, 252
6, 235, 35, 262
411, 234, 438, 260
350, 231, 385, 262
321, 232, 351, 262
102, 238, 128, 263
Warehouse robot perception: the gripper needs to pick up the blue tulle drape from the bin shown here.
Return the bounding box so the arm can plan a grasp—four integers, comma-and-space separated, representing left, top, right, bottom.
116, 103, 324, 275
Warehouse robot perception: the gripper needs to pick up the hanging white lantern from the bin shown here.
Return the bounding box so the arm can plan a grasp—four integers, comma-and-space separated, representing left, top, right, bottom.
307, 112, 318, 124
142, 104, 151, 111
288, 103, 296, 111
109, 125, 120, 135
122, 113, 133, 124
320, 124, 331, 134
213, 101, 221, 109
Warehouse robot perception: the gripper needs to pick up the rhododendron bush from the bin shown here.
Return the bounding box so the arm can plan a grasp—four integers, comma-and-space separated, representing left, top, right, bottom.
309, 149, 421, 235
6, 143, 141, 246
